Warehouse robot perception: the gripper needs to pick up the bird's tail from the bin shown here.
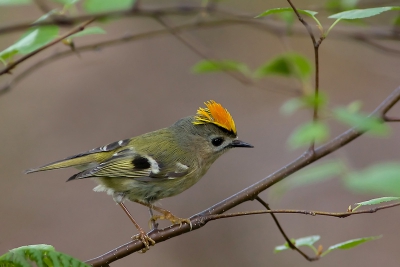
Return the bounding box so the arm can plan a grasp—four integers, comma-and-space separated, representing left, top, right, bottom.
25, 153, 101, 174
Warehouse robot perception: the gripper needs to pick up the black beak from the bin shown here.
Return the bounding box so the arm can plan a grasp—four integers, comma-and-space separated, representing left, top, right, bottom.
230, 140, 254, 148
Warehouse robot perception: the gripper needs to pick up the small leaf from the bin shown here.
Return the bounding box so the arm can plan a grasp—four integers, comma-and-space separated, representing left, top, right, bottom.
256, 8, 317, 19
0, 0, 31, 5
0, 244, 89, 267
333, 107, 389, 136
83, 0, 136, 13
270, 160, 345, 199
280, 93, 328, 116
322, 236, 381, 256
291, 160, 345, 187
280, 98, 305, 115
344, 163, 400, 196
274, 236, 320, 253
288, 121, 329, 149
346, 100, 362, 113
0, 25, 59, 61
192, 60, 250, 75
52, 0, 79, 4
393, 16, 400, 26
255, 52, 312, 81
68, 26, 106, 39
329, 6, 400, 19
356, 197, 400, 206
326, 0, 360, 11
294, 235, 321, 247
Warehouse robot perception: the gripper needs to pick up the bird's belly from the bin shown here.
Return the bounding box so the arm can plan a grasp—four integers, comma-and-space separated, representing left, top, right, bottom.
93, 174, 203, 203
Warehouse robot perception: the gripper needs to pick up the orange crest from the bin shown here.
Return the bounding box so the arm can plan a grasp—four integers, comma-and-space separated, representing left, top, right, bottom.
193, 100, 237, 135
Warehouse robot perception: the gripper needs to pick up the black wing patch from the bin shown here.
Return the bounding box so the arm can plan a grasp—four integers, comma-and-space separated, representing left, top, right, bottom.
67, 152, 190, 182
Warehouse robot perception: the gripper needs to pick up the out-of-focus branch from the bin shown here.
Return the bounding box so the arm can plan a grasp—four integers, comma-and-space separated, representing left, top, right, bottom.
86, 86, 400, 267
0, 18, 95, 76
0, 5, 399, 43
0, 19, 257, 95
155, 16, 254, 86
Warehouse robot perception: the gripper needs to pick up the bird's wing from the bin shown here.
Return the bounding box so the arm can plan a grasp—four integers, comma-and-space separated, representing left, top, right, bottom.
25, 138, 131, 173
66, 150, 190, 182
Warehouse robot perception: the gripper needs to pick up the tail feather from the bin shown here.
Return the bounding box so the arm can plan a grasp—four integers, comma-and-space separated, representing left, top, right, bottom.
25, 153, 102, 174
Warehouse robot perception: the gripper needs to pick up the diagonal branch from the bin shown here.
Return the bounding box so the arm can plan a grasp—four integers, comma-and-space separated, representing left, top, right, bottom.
85, 86, 400, 266
0, 18, 96, 76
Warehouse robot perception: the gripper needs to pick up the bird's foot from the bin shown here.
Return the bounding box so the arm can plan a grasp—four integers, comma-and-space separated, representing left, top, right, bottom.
150, 211, 192, 230
131, 230, 156, 253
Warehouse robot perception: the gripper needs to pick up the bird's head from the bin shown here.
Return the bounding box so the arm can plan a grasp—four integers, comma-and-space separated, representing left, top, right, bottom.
172, 101, 253, 163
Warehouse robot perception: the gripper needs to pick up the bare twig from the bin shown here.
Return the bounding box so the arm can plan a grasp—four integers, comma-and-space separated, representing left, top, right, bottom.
0, 18, 96, 76
287, 0, 326, 153
204, 202, 400, 220
0, 19, 255, 95
255, 196, 318, 262
384, 115, 400, 122
156, 16, 254, 85
85, 86, 400, 266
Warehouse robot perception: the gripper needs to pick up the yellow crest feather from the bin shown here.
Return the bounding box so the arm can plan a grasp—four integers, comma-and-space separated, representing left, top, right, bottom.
193, 100, 237, 135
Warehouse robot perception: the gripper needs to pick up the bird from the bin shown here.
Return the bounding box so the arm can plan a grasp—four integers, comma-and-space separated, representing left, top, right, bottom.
26, 100, 253, 250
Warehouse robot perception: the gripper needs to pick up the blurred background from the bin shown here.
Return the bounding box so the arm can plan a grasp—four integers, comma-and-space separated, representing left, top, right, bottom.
1, 0, 400, 266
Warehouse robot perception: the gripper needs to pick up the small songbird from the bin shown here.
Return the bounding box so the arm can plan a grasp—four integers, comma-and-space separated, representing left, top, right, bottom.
26, 100, 253, 250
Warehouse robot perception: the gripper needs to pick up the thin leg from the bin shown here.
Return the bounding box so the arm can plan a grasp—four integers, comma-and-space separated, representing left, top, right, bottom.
118, 202, 155, 251
134, 200, 192, 230
148, 207, 158, 230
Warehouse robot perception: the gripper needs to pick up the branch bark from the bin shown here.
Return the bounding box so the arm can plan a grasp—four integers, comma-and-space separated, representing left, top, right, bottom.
85, 86, 400, 266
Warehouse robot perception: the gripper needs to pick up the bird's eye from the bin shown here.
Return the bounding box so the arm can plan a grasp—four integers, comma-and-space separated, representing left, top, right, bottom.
211, 137, 224, 147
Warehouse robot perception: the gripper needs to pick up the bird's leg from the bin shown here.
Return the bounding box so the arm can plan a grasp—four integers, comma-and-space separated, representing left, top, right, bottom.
148, 207, 159, 230
134, 200, 192, 230
118, 202, 155, 252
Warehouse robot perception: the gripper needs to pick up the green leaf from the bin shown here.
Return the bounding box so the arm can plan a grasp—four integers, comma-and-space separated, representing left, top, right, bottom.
290, 160, 345, 187
256, 8, 322, 29
288, 121, 329, 149
274, 235, 320, 253
326, 0, 360, 11
68, 26, 106, 39
329, 6, 400, 19
344, 163, 400, 196
52, 0, 79, 4
0, 0, 31, 5
0, 25, 59, 61
192, 60, 250, 75
270, 160, 345, 200
255, 52, 312, 81
280, 98, 305, 115
346, 100, 362, 113
83, 0, 136, 13
333, 107, 389, 136
322, 236, 381, 257
281, 93, 327, 115
356, 197, 400, 206
0, 244, 89, 267
393, 16, 400, 26
256, 8, 317, 19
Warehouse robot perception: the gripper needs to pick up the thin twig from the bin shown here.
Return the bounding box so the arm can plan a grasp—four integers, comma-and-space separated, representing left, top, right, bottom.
255, 196, 318, 261
0, 19, 298, 96
287, 0, 325, 153
0, 18, 96, 76
156, 16, 255, 85
384, 115, 400, 122
85, 86, 400, 266
204, 202, 400, 220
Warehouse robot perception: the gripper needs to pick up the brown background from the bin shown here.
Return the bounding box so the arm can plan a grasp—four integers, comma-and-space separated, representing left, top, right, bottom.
1, 1, 400, 266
